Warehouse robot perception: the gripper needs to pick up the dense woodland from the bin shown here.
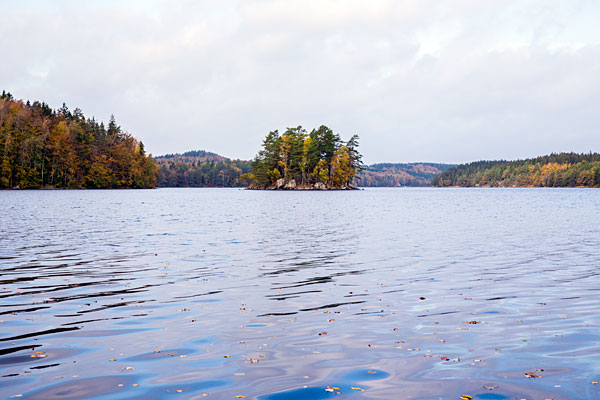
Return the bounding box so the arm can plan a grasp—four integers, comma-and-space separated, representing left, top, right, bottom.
155, 150, 251, 187
155, 152, 450, 188
432, 153, 600, 187
7, 91, 597, 190
359, 163, 454, 187
0, 92, 156, 189
248, 126, 362, 189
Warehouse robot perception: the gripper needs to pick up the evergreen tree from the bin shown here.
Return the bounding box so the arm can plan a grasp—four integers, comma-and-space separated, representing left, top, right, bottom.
0, 93, 157, 189
248, 125, 361, 189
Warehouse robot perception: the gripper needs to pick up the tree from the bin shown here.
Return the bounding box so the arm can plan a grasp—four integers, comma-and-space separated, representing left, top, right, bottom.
0, 94, 157, 189
249, 125, 361, 189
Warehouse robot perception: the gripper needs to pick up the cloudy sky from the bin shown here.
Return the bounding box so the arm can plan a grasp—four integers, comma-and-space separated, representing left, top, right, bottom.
2, 0, 599, 164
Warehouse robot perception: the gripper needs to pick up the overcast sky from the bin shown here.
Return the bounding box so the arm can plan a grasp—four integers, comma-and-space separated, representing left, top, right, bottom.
2, 0, 599, 164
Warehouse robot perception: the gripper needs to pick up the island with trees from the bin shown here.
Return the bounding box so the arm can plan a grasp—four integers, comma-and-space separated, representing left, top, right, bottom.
432, 152, 600, 187
245, 125, 362, 190
0, 91, 157, 189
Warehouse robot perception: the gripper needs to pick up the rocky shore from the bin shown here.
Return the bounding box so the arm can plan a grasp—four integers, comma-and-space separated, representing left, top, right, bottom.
248, 178, 358, 190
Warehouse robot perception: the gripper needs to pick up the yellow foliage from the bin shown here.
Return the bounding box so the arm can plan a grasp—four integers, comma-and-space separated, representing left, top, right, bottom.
330, 146, 353, 187
312, 159, 329, 184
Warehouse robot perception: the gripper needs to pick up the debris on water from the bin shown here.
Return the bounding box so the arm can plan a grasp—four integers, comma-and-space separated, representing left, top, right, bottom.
525, 371, 542, 378
325, 386, 340, 393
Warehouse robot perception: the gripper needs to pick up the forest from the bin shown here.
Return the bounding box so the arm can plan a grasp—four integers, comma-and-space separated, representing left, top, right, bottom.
0, 92, 157, 189
248, 125, 362, 189
359, 163, 455, 187
432, 152, 600, 187
154, 156, 454, 188
155, 150, 251, 187
8, 90, 597, 190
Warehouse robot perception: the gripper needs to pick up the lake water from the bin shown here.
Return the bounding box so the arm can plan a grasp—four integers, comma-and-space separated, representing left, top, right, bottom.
1, 188, 599, 400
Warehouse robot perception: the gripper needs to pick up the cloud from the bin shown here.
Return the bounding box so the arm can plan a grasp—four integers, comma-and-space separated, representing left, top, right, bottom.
1, 0, 599, 163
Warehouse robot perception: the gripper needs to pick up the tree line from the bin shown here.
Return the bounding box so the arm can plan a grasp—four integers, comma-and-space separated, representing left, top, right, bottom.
247, 125, 362, 189
0, 91, 157, 189
155, 151, 251, 187
359, 163, 455, 187
431, 152, 600, 187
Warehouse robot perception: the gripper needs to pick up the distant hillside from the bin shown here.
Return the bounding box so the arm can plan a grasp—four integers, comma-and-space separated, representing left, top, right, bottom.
359, 163, 456, 187
155, 150, 227, 163
154, 150, 251, 187
155, 152, 455, 188
431, 152, 600, 187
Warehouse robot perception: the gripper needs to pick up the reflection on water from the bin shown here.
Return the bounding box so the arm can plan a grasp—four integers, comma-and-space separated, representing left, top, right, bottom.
1, 188, 599, 399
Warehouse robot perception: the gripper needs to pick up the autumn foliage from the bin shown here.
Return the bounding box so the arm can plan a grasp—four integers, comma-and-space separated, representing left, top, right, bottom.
248, 126, 362, 189
155, 150, 251, 187
432, 153, 600, 187
0, 92, 157, 189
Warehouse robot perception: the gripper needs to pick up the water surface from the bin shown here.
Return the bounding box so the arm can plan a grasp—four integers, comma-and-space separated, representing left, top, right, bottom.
1, 188, 599, 399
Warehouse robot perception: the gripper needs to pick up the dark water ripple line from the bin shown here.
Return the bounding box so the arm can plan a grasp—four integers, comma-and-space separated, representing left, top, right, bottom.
0, 326, 80, 342
0, 306, 51, 315
55, 299, 153, 316
0, 344, 42, 356
300, 301, 366, 312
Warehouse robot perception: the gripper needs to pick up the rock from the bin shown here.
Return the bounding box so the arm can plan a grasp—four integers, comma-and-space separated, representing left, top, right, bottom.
313, 182, 326, 190
284, 179, 297, 189
276, 178, 285, 189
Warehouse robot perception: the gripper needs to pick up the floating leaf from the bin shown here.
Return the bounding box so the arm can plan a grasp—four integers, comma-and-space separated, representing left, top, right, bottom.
525, 372, 542, 378
460, 395, 472, 400
351, 386, 365, 391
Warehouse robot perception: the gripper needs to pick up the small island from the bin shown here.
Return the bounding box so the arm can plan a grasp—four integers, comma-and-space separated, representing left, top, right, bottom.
244, 125, 362, 190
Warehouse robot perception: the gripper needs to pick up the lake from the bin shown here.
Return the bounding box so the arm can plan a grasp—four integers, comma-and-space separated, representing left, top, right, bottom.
1, 188, 599, 399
